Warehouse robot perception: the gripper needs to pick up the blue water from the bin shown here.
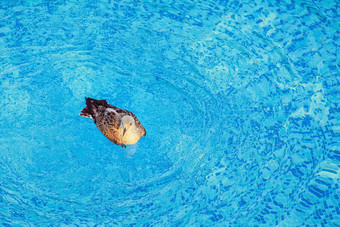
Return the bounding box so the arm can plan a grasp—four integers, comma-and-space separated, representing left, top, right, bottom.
0, 0, 339, 226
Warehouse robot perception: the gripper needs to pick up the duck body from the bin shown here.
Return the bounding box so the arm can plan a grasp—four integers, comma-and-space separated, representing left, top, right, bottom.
80, 97, 146, 147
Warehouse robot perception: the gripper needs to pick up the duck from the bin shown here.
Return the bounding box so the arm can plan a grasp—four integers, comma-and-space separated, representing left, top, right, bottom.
80, 97, 146, 147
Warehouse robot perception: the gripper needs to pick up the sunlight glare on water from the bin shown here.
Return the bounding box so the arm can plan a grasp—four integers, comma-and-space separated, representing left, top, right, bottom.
0, 0, 339, 226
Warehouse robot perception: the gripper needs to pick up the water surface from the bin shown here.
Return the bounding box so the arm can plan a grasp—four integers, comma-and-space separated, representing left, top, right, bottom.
0, 0, 339, 226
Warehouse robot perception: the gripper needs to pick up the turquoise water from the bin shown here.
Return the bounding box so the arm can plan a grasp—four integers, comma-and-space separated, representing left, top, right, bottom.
0, 0, 339, 226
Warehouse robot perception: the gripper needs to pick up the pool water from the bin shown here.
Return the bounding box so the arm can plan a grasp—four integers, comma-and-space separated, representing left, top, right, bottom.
0, 0, 339, 226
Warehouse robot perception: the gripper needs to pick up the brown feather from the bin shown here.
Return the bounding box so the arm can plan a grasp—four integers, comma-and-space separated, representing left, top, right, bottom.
80, 97, 146, 146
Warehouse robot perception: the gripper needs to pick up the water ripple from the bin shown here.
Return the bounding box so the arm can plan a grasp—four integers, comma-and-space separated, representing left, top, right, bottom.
0, 0, 338, 226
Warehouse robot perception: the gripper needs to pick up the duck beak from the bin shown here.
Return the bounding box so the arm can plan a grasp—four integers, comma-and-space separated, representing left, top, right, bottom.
123, 127, 127, 136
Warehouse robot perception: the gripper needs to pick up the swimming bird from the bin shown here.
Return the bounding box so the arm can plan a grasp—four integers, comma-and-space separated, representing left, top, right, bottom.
80, 97, 146, 147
